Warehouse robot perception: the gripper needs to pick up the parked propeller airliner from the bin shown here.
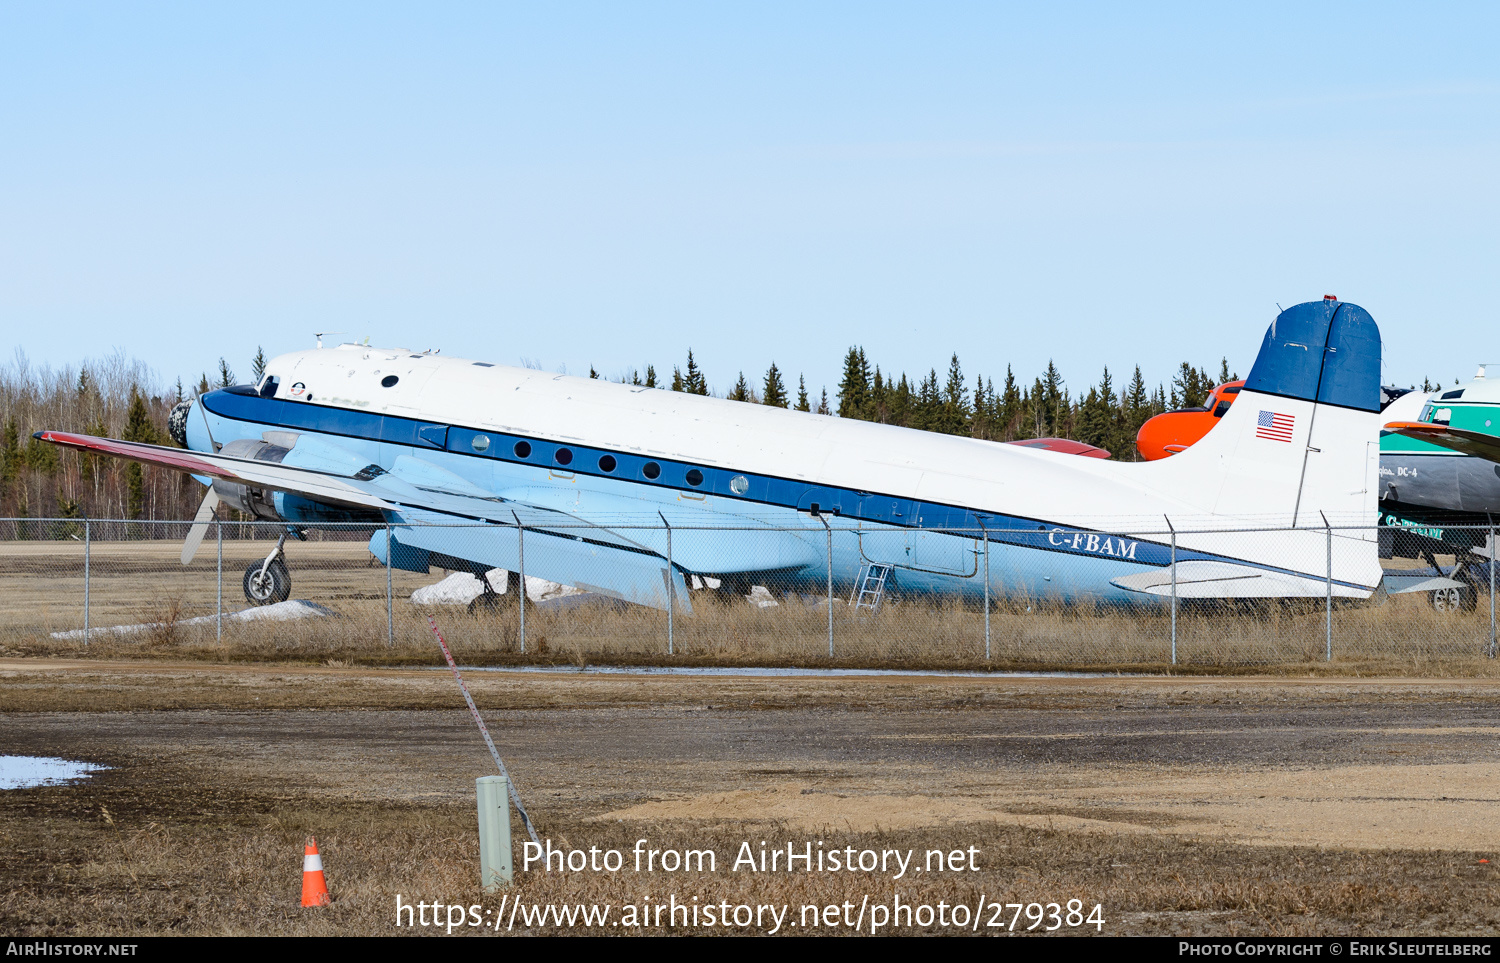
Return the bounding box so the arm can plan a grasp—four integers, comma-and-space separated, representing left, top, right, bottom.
38, 299, 1385, 611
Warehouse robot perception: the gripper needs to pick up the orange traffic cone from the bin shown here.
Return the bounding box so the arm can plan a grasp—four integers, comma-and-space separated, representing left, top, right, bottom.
301, 836, 331, 907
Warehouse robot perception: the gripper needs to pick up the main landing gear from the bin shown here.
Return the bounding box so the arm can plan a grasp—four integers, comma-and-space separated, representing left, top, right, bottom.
243, 528, 307, 605
1423, 549, 1480, 614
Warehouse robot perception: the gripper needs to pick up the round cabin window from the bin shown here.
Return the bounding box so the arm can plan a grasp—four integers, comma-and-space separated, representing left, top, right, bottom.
729, 475, 749, 495
513, 441, 532, 458
381, 375, 399, 388
471, 435, 490, 453
555, 447, 573, 466
685, 469, 704, 487
643, 462, 661, 480
598, 454, 617, 472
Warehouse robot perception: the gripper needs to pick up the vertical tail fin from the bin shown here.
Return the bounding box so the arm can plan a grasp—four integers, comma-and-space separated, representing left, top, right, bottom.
1155, 299, 1381, 527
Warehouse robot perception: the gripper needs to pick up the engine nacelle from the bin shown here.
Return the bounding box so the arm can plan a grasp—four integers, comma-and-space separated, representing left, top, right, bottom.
212, 439, 291, 520
211, 436, 387, 526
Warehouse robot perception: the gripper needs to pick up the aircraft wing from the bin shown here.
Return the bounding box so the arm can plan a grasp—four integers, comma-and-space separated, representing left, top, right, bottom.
35, 430, 394, 511
35, 431, 818, 610
1384, 422, 1500, 464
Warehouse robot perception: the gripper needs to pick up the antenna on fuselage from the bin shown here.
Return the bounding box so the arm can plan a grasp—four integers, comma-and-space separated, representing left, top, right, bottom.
314, 332, 346, 349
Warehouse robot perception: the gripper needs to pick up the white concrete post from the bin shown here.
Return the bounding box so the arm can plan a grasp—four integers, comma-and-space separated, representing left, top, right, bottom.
216, 519, 223, 644
476, 775, 514, 891
82, 519, 90, 646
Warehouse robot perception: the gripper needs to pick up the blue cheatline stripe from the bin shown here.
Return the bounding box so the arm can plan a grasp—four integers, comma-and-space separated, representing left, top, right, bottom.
200, 388, 1373, 590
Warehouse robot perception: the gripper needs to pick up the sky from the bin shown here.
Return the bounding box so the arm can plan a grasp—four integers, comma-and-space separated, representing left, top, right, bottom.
2, 2, 1497, 400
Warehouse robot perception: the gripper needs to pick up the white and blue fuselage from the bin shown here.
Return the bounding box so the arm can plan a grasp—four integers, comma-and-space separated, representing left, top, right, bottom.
178, 300, 1385, 606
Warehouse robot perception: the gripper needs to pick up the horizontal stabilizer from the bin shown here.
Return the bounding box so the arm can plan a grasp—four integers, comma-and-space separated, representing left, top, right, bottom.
1381, 574, 1468, 595
1111, 561, 1370, 599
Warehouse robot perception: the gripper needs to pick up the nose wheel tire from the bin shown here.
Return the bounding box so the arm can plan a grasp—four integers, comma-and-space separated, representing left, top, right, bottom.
243, 559, 292, 605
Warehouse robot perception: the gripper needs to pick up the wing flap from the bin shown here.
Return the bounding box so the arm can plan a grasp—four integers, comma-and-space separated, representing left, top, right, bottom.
391, 509, 691, 613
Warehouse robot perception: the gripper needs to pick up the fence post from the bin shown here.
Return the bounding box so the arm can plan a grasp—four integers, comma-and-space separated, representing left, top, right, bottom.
1166, 516, 1176, 666
514, 516, 526, 655
82, 516, 89, 645
216, 519, 223, 644
1490, 520, 1496, 659
386, 523, 394, 646
1323, 513, 1333, 662
976, 517, 990, 661
660, 513, 674, 656
818, 514, 833, 658
476, 775, 514, 891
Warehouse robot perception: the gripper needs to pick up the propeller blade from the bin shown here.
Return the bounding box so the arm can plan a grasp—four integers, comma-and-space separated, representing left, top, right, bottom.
181, 487, 221, 565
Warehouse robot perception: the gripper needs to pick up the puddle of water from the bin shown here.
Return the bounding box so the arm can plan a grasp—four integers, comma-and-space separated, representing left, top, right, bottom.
0, 755, 107, 790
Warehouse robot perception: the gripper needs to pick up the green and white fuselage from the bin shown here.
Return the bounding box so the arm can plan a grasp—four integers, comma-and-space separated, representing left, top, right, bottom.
1378, 373, 1500, 553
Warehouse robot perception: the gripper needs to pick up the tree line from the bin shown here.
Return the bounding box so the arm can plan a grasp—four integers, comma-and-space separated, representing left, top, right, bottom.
608, 348, 1238, 462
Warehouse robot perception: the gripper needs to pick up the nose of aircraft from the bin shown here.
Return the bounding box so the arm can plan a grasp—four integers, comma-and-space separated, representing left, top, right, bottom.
168, 398, 194, 447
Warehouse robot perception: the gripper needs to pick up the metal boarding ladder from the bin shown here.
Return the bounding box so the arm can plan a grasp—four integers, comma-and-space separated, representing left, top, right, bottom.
852, 563, 892, 613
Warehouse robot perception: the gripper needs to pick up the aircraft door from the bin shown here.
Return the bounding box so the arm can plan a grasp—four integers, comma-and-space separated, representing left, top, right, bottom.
912, 530, 979, 576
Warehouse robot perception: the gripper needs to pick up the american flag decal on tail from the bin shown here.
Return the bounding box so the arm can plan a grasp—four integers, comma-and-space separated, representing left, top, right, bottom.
1256, 409, 1295, 442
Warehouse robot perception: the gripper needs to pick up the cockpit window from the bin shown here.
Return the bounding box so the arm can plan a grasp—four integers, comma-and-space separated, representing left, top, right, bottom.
258, 376, 279, 399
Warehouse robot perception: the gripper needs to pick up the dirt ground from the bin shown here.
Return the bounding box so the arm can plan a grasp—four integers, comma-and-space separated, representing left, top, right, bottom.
3, 659, 1499, 936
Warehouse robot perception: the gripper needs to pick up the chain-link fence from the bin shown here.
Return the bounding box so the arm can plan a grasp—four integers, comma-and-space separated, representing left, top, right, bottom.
0, 517, 1495, 668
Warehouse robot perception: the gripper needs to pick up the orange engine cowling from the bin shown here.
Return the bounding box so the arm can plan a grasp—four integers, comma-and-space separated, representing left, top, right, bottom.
1135, 380, 1244, 460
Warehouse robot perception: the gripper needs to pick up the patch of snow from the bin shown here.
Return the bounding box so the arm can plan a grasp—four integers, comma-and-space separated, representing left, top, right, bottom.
410, 569, 583, 605
746, 585, 779, 608
50, 599, 336, 639
0, 755, 108, 790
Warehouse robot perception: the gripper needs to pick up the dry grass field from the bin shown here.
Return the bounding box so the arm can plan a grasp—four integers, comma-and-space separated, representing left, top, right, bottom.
3, 661, 1500, 936
1, 539, 1498, 674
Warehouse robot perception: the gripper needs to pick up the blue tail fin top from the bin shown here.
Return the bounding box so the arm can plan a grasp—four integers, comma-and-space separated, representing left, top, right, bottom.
1244, 300, 1380, 413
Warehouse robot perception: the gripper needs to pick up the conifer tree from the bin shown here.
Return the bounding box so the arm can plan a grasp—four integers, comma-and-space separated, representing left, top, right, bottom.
251, 347, 267, 383
998, 366, 1021, 439
836, 347, 871, 419
816, 388, 831, 415
869, 367, 887, 422
727, 371, 752, 402
644, 365, 658, 388
762, 362, 788, 408
217, 358, 235, 388
934, 354, 970, 435
1040, 361, 1065, 436
795, 376, 810, 412
0, 419, 19, 493
122, 386, 158, 519
682, 350, 708, 395
670, 367, 685, 392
